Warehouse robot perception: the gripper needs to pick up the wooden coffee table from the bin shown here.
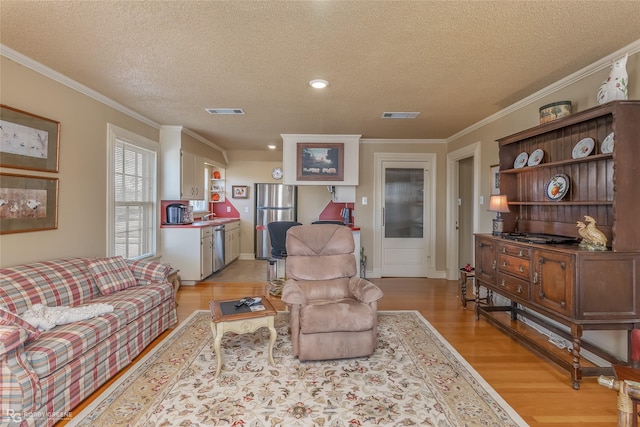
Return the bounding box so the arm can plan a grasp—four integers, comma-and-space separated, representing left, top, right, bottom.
209, 296, 277, 379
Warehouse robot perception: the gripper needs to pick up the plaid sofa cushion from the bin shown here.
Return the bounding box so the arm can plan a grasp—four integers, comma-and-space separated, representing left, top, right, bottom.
87, 256, 137, 296
0, 258, 99, 314
0, 307, 41, 341
125, 259, 171, 285
25, 311, 127, 378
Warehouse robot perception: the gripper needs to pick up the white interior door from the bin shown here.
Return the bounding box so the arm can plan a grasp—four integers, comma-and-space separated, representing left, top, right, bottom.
381, 161, 430, 277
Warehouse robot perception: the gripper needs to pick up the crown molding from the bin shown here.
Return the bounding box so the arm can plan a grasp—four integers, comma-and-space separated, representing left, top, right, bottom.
0, 44, 226, 160
361, 138, 446, 144
447, 39, 640, 143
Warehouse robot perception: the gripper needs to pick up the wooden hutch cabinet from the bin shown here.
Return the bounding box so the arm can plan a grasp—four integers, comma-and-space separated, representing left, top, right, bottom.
475, 101, 640, 389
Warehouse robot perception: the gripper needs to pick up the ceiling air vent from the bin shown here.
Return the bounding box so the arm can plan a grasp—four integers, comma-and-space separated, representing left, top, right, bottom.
205, 108, 245, 115
381, 112, 420, 119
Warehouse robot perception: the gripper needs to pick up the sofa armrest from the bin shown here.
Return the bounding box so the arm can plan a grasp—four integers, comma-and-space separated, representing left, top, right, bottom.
348, 277, 384, 304
126, 259, 172, 285
0, 325, 27, 355
0, 325, 41, 418
281, 280, 308, 305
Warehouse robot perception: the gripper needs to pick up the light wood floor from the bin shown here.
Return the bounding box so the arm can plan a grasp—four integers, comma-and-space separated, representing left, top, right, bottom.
60, 260, 619, 426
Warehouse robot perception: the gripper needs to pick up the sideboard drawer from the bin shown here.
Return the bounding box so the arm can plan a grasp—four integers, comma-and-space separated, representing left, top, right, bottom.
496, 272, 530, 299
497, 242, 531, 259
498, 253, 531, 280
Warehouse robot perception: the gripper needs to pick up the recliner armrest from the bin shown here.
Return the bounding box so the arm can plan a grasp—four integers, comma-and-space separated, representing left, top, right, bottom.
349, 277, 383, 304
281, 280, 308, 305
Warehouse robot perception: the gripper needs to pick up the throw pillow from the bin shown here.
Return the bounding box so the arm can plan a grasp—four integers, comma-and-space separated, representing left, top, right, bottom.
87, 256, 137, 296
0, 306, 41, 341
126, 259, 171, 285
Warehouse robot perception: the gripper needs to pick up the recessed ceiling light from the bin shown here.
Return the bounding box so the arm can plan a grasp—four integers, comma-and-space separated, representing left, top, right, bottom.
309, 79, 329, 89
267, 144, 277, 150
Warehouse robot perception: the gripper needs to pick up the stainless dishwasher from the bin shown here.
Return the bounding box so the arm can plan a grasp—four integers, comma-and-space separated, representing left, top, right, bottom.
213, 225, 225, 272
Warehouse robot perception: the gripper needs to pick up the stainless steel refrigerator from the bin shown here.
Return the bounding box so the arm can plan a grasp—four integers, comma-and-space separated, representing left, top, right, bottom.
255, 183, 297, 259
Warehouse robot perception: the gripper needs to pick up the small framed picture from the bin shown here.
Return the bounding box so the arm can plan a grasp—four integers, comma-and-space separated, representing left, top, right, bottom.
232, 185, 248, 199
0, 172, 59, 234
490, 164, 500, 195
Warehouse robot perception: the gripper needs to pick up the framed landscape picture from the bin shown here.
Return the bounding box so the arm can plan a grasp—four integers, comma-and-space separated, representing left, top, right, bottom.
296, 142, 344, 181
0, 105, 60, 172
0, 172, 59, 234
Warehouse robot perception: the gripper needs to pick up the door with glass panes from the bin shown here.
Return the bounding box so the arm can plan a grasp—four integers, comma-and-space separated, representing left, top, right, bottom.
381, 161, 429, 276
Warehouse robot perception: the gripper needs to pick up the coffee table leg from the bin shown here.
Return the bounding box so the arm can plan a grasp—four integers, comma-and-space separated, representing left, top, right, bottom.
267, 318, 276, 366
211, 322, 223, 379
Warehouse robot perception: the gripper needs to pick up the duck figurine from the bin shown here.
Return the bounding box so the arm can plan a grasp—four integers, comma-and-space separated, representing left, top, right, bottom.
576, 215, 608, 251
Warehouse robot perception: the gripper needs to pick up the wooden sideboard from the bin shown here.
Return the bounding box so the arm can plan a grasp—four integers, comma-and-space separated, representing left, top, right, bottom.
475, 100, 640, 389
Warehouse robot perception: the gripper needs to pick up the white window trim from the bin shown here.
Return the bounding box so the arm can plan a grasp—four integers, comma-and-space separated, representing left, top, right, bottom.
106, 123, 159, 259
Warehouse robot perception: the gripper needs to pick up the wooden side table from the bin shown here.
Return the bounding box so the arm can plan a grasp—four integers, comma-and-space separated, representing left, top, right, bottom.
167, 269, 180, 306
209, 297, 277, 379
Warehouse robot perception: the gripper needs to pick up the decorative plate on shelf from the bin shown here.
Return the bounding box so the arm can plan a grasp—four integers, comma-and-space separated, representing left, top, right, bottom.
527, 148, 544, 166
211, 193, 220, 202
514, 152, 529, 169
601, 132, 615, 154
544, 174, 570, 201
572, 137, 595, 159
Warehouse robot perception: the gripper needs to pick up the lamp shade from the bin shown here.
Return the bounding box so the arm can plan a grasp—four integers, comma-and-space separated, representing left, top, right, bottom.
488, 195, 510, 213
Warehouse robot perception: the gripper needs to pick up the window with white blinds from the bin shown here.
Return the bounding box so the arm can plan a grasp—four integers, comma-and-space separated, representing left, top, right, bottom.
107, 124, 158, 259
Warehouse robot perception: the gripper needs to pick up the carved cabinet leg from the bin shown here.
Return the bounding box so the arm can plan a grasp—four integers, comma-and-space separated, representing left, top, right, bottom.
571, 324, 583, 390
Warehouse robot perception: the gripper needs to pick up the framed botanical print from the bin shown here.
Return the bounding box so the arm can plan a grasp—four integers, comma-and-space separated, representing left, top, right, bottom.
0, 105, 60, 172
490, 164, 500, 195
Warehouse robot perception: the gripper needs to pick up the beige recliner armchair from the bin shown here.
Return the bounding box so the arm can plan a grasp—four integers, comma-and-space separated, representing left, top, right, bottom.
281, 224, 384, 361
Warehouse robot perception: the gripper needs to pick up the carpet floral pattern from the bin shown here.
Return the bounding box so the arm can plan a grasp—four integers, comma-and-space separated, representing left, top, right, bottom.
69, 311, 527, 426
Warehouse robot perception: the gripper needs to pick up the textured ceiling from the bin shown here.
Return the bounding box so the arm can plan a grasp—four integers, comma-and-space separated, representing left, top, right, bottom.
2, 1, 640, 151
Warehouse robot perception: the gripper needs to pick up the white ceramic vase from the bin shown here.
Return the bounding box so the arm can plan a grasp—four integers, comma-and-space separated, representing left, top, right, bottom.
597, 53, 629, 104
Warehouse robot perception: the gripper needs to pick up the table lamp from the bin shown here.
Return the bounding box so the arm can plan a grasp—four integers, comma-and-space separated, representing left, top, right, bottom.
488, 194, 510, 235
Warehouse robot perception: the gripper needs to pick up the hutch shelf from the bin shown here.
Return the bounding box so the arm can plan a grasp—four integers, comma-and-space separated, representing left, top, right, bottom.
475, 100, 640, 389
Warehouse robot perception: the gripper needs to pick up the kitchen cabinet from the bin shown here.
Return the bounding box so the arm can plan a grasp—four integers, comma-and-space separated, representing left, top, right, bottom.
160, 125, 206, 201
161, 226, 214, 283
224, 220, 240, 265
181, 150, 205, 200
474, 101, 640, 389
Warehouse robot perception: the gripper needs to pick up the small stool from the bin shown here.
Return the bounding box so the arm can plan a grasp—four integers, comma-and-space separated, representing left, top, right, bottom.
459, 268, 476, 308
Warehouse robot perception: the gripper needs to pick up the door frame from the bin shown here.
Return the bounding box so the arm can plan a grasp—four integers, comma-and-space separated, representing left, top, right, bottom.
446, 142, 480, 280
373, 152, 437, 278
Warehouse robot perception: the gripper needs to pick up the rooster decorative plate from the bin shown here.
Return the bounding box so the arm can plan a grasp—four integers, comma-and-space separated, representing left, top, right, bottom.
544, 174, 569, 201
514, 152, 528, 169
572, 137, 595, 159
601, 132, 614, 154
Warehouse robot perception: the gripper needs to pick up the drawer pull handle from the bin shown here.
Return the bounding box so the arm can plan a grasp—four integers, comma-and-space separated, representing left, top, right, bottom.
533, 272, 538, 284
519, 265, 524, 273
502, 247, 506, 253
500, 279, 506, 287
517, 285, 522, 293
492, 260, 496, 270
502, 261, 507, 268
518, 249, 523, 257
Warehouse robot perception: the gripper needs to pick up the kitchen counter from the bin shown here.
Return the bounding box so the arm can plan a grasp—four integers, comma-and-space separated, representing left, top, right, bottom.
161, 217, 240, 228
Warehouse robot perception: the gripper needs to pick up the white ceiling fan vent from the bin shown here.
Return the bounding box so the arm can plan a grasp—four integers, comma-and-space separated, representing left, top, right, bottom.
205, 108, 245, 115
381, 112, 420, 119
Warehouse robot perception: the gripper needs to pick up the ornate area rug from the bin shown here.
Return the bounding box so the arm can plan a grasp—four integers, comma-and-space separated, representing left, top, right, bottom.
68, 311, 528, 426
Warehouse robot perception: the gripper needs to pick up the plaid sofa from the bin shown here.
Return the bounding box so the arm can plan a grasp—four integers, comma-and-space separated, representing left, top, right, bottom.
0, 257, 177, 427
